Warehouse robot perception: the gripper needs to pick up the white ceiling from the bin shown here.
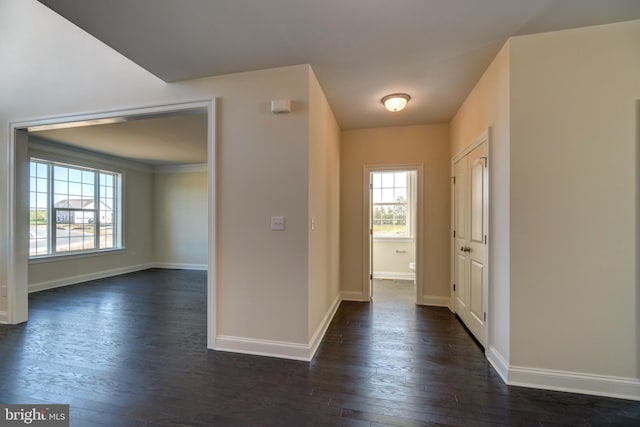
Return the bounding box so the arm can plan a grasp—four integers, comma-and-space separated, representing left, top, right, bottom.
37, 0, 640, 130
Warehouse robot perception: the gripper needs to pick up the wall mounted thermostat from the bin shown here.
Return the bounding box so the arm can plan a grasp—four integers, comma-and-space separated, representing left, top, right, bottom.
271, 99, 291, 114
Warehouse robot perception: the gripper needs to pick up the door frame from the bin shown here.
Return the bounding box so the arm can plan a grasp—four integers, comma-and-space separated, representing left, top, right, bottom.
362, 163, 424, 304
6, 99, 218, 348
450, 128, 490, 348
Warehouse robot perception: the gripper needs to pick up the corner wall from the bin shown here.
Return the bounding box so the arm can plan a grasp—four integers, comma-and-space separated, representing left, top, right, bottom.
27, 138, 155, 292
28, 160, 209, 291
340, 124, 450, 304
153, 166, 208, 270
307, 67, 341, 348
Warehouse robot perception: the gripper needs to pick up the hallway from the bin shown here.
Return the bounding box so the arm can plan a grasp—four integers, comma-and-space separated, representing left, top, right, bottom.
0, 270, 637, 425
371, 278, 416, 306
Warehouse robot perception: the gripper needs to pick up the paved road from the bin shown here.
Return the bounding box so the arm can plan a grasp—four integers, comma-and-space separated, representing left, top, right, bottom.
29, 225, 111, 253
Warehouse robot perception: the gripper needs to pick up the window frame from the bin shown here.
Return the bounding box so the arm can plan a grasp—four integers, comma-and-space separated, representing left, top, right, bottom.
371, 171, 415, 240
28, 156, 124, 260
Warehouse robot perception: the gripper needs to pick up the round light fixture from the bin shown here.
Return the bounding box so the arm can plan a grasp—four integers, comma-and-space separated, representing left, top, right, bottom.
381, 93, 411, 112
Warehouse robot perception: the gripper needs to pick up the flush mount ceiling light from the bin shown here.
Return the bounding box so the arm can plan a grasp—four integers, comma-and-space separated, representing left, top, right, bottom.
381, 93, 411, 112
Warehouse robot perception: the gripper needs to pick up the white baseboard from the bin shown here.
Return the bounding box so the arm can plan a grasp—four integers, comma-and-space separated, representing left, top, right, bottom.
487, 345, 509, 383
215, 335, 311, 361
28, 263, 153, 293
28, 263, 208, 293
485, 345, 639, 401
508, 365, 640, 401
420, 295, 450, 308
373, 272, 415, 281
0, 311, 7, 324
152, 262, 207, 271
308, 293, 341, 359
215, 292, 342, 362
341, 290, 368, 302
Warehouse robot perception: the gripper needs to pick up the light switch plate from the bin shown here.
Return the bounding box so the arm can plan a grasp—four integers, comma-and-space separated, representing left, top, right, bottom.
271, 216, 285, 231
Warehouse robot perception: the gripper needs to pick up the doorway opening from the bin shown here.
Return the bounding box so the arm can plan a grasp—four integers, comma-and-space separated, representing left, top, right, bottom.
7, 100, 217, 348
363, 164, 423, 305
371, 169, 416, 304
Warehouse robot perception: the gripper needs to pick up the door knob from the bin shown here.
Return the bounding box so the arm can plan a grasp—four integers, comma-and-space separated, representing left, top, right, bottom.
464, 246, 471, 253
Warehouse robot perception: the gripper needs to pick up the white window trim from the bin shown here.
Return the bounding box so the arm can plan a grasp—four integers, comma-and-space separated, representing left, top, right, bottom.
29, 248, 126, 264
371, 170, 416, 239
28, 155, 124, 259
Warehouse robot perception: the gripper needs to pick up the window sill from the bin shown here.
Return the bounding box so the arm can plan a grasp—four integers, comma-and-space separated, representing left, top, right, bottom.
29, 248, 126, 264
373, 236, 415, 242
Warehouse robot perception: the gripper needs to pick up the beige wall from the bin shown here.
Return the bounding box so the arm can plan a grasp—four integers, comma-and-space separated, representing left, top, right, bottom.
372, 239, 416, 279
509, 21, 639, 379
450, 42, 511, 362
307, 68, 341, 339
153, 168, 207, 268
27, 138, 154, 289
340, 124, 450, 302
207, 66, 310, 344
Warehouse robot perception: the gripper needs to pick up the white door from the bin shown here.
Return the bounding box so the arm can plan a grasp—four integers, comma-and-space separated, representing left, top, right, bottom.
453, 142, 488, 346
453, 155, 468, 317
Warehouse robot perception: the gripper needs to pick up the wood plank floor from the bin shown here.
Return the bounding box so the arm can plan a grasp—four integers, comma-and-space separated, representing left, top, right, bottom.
0, 270, 638, 426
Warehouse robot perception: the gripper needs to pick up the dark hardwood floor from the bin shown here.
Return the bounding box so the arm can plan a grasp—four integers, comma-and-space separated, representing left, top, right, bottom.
0, 270, 638, 426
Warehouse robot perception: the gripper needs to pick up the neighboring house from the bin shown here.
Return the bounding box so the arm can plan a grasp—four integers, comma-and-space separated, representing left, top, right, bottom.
53, 199, 112, 224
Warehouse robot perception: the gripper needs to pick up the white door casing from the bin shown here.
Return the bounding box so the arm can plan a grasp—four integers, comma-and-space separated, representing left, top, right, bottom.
369, 179, 374, 298
453, 154, 468, 316
363, 164, 423, 303
6, 101, 218, 352
452, 133, 489, 347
